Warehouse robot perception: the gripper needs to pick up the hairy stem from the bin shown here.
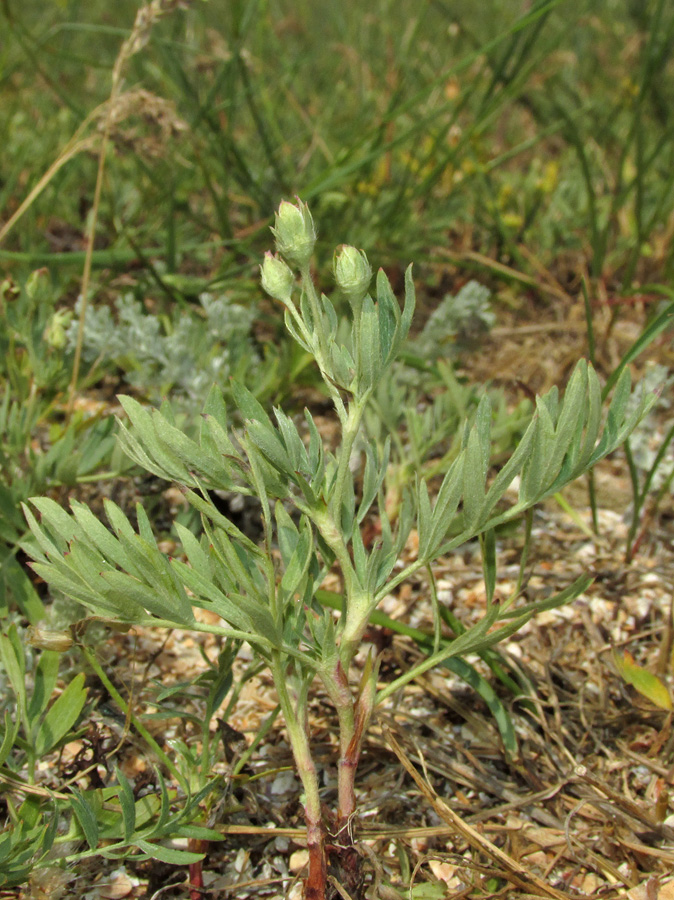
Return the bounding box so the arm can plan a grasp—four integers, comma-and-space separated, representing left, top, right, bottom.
271, 653, 326, 900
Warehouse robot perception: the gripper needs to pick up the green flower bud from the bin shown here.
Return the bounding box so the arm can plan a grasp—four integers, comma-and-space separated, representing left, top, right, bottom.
25, 267, 49, 300
260, 252, 295, 301
271, 198, 316, 268
44, 309, 73, 350
334, 245, 372, 305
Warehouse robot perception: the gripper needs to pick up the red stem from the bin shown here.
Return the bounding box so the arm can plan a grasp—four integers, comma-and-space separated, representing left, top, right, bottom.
188, 838, 206, 900
304, 810, 327, 900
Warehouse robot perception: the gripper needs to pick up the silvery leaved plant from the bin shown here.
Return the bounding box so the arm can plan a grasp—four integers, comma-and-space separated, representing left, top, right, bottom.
65, 291, 258, 405
24, 199, 655, 900
412, 279, 495, 359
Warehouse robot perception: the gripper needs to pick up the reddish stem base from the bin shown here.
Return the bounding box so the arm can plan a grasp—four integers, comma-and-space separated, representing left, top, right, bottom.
304, 809, 367, 900
188, 838, 206, 900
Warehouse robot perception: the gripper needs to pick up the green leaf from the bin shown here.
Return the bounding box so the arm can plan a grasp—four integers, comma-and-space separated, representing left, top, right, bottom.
101, 568, 193, 625
0, 557, 45, 624
416, 479, 433, 559
329, 342, 356, 389
173, 825, 226, 842
34, 672, 87, 756
69, 788, 99, 850
357, 295, 381, 391
519, 399, 555, 503
150, 414, 218, 479
357, 438, 390, 524
29, 497, 82, 545
231, 379, 272, 426
442, 655, 518, 759
246, 419, 294, 476
115, 530, 194, 624
276, 502, 300, 566
206, 520, 265, 597
27, 650, 60, 728
283, 309, 312, 353
155, 769, 170, 831
480, 530, 496, 606
304, 408, 325, 480
134, 838, 205, 864
496, 573, 593, 621
462, 412, 489, 531
0, 627, 27, 722
274, 408, 310, 474
480, 417, 536, 521
423, 454, 464, 560
116, 420, 175, 482
65, 540, 115, 587
398, 265, 416, 349
615, 651, 672, 711
602, 299, 674, 398
205, 656, 235, 720
134, 794, 161, 830
70, 502, 129, 569
135, 503, 156, 545
185, 491, 261, 556
576, 365, 602, 470
174, 522, 211, 577
170, 558, 272, 644
103, 499, 138, 542
351, 518, 368, 587
394, 487, 414, 558
603, 366, 632, 446
410, 881, 446, 899
551, 361, 587, 470
280, 521, 313, 598
202, 413, 239, 467
118, 397, 195, 483
31, 558, 145, 621
0, 711, 19, 767
320, 292, 339, 335
115, 767, 136, 843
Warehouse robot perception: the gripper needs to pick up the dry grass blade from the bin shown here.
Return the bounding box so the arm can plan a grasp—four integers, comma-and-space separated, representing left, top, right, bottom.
383, 726, 577, 900
573, 764, 674, 840
437, 247, 572, 304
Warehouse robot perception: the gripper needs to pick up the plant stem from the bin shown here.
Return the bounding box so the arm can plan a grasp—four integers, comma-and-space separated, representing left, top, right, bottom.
271, 653, 326, 900
335, 702, 357, 831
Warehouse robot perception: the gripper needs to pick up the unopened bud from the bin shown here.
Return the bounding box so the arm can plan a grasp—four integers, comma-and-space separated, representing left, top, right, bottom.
271, 199, 316, 268
260, 252, 294, 301
25, 267, 49, 300
44, 309, 73, 350
334, 245, 372, 304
